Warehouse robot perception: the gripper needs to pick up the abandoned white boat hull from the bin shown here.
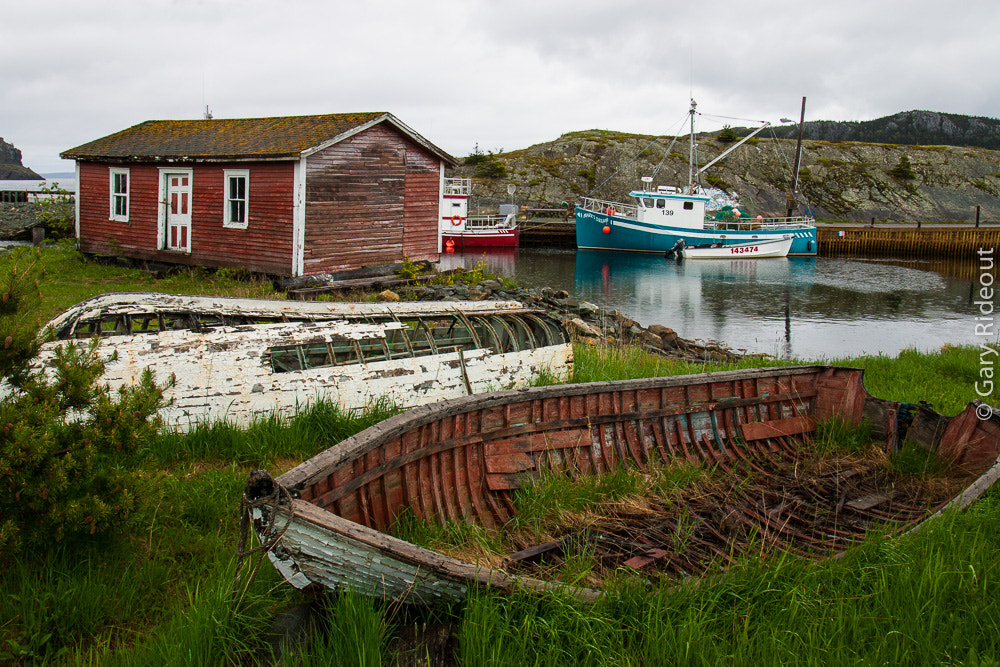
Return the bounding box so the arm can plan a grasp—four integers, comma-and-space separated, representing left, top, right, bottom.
23, 294, 574, 431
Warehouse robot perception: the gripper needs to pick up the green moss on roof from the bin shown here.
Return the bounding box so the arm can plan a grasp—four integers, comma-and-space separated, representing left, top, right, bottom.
61, 112, 406, 161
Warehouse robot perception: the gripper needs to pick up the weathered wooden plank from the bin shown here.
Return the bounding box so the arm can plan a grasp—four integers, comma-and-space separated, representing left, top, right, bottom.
740, 415, 817, 442
508, 541, 562, 564
845, 492, 892, 511
484, 449, 535, 474
623, 548, 670, 570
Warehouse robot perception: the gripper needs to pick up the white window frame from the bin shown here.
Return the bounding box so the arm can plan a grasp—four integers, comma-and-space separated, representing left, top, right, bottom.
223, 169, 249, 229
110, 167, 130, 222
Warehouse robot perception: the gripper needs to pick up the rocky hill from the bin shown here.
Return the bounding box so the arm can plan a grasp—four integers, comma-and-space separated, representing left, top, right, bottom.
453, 129, 1000, 223
0, 138, 42, 180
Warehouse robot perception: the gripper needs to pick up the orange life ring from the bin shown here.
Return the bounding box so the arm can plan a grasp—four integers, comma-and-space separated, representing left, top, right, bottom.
451, 215, 463, 226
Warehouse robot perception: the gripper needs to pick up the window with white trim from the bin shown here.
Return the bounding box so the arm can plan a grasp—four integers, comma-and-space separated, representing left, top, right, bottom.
224, 170, 249, 228
110, 168, 130, 222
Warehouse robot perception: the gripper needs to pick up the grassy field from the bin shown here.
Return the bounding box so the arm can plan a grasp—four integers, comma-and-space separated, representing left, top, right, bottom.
7, 241, 282, 326
2, 244, 1000, 665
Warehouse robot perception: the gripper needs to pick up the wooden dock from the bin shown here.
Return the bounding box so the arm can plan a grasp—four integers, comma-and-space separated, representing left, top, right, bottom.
818, 226, 1000, 260
519, 218, 575, 247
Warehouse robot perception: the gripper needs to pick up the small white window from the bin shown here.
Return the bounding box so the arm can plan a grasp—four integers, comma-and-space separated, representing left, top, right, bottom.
224, 170, 249, 228
110, 168, 130, 222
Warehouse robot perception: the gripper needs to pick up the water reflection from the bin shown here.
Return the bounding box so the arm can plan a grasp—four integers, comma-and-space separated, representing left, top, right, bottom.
437, 248, 989, 359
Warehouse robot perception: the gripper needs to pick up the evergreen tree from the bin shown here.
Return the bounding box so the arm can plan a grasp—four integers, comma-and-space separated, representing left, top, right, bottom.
0, 249, 166, 555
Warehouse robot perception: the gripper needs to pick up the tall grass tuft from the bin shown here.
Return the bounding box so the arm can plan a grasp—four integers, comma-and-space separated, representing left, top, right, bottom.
123, 558, 277, 666
391, 507, 505, 562
571, 343, 793, 384
281, 591, 392, 667
458, 587, 628, 666
812, 416, 875, 454
143, 398, 399, 467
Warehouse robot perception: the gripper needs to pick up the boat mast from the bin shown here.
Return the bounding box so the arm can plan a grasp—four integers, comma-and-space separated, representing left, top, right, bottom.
687, 99, 697, 191
786, 96, 807, 217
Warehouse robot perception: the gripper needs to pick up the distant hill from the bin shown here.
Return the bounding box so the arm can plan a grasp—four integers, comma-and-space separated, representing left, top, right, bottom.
763, 110, 1000, 150
0, 138, 43, 180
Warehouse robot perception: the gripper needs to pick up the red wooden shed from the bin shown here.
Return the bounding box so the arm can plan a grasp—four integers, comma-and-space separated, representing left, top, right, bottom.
60, 112, 458, 276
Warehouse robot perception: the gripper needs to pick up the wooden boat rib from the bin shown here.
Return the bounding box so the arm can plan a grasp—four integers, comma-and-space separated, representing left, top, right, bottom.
247, 365, 1000, 604
20, 293, 573, 431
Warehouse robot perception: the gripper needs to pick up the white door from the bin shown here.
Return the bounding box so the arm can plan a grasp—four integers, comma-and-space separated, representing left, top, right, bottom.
165, 172, 192, 251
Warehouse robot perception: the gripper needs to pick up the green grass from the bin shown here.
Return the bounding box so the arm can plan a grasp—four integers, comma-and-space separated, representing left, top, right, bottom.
145, 399, 399, 467
1, 242, 281, 325
812, 415, 875, 454
453, 493, 1000, 665
4, 343, 999, 664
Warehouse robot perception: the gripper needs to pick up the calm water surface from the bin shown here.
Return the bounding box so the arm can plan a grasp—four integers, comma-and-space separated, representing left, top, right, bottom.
439, 247, 992, 360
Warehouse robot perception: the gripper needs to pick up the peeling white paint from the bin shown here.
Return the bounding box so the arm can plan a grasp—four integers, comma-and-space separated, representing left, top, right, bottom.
20, 295, 573, 431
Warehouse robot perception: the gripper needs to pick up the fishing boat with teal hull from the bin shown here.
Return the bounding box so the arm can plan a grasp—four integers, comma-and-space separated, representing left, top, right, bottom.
575, 100, 818, 256
576, 196, 817, 255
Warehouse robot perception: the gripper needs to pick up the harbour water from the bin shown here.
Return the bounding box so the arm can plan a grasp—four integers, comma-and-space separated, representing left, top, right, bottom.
438, 247, 994, 360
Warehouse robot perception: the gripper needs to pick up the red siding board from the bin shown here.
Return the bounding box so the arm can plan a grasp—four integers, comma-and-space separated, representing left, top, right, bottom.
77, 161, 296, 275
303, 125, 440, 274
404, 144, 440, 261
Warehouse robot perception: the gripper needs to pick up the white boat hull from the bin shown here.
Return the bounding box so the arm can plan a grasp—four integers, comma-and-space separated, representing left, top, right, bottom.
15, 294, 574, 432
680, 236, 793, 259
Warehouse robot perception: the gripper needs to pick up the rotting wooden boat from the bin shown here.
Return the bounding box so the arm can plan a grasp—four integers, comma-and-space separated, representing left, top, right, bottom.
244, 365, 1000, 604
24, 292, 572, 431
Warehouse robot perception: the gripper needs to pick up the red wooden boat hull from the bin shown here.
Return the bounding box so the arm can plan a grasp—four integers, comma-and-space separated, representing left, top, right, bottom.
247, 366, 1000, 604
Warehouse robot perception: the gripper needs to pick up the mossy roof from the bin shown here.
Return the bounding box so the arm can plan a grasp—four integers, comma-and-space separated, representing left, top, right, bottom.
61, 112, 457, 164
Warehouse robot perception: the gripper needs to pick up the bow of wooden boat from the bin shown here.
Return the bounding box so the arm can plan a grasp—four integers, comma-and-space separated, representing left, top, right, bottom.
245, 365, 1000, 603
244, 469, 602, 604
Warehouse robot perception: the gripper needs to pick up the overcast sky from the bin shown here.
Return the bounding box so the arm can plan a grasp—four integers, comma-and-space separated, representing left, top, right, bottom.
3, 0, 999, 175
